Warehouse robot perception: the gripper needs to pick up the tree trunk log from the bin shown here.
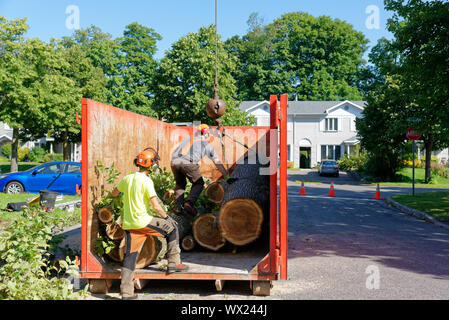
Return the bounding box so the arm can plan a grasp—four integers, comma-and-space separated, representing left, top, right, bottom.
217, 156, 270, 246
424, 138, 434, 183
181, 234, 196, 251
106, 222, 125, 240
10, 127, 19, 173
63, 127, 69, 161
204, 181, 225, 204
109, 235, 167, 269
193, 213, 226, 251
98, 206, 114, 224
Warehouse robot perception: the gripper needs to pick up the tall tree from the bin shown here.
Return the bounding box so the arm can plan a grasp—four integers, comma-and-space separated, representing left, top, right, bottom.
113, 23, 162, 116
44, 41, 108, 160
360, 0, 449, 183
61, 26, 121, 106
226, 12, 369, 101
151, 25, 254, 126
0, 17, 60, 172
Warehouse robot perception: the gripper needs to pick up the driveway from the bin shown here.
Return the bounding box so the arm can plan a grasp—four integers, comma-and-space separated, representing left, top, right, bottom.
66, 169, 449, 299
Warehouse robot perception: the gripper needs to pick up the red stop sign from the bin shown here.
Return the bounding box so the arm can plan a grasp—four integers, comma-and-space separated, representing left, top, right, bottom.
406, 128, 421, 140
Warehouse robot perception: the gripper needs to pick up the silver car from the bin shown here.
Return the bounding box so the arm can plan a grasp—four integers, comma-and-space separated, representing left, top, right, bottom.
318, 160, 339, 177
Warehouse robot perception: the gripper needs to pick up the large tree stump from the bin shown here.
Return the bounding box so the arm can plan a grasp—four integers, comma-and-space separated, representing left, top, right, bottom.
217, 156, 270, 246
193, 213, 226, 251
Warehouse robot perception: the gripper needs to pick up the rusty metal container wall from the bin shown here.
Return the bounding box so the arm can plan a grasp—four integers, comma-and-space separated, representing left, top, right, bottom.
82, 99, 270, 262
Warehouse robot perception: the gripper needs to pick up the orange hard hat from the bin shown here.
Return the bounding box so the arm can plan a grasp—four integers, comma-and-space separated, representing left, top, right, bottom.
134, 148, 160, 168
198, 124, 209, 135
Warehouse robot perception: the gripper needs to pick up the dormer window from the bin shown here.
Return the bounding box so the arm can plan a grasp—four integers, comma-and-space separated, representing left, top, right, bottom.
325, 118, 338, 131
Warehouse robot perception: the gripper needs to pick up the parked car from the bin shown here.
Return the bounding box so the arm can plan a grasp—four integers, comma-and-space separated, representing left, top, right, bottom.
318, 160, 340, 177
0, 161, 81, 195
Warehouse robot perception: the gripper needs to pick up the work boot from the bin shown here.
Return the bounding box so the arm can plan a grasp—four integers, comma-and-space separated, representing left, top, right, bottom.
122, 294, 139, 300
167, 263, 190, 274
183, 202, 196, 218
120, 267, 135, 299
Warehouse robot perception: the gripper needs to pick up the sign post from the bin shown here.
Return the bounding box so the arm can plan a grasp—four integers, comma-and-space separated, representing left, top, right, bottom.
406, 128, 422, 196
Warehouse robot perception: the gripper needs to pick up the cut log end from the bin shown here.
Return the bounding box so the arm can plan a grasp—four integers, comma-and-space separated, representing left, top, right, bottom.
98, 206, 114, 224
106, 235, 165, 269
181, 234, 196, 251
218, 198, 263, 246
205, 181, 225, 204
106, 223, 125, 240
136, 236, 156, 269
193, 213, 226, 251
106, 237, 126, 262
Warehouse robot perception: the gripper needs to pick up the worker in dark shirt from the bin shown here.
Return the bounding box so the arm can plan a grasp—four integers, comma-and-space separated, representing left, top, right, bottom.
171, 124, 227, 217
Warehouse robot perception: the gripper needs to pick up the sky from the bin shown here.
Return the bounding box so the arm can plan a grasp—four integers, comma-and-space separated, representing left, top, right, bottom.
0, 0, 394, 61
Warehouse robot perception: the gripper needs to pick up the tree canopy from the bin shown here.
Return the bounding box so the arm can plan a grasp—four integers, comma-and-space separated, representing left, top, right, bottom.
225, 12, 369, 101
357, 0, 449, 182
151, 25, 254, 126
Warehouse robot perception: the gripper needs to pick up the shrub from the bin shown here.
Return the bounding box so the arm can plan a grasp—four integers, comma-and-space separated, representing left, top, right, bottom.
1, 143, 29, 161
287, 161, 294, 168
0, 207, 90, 300
363, 152, 403, 181
402, 159, 422, 168
337, 152, 368, 172
1, 143, 11, 158
431, 163, 449, 179
29, 146, 47, 163
43, 153, 64, 162
18, 147, 29, 162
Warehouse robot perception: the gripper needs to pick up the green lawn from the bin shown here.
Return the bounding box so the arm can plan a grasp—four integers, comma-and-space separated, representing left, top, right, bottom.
0, 161, 41, 174
391, 191, 449, 222
0, 192, 81, 226
370, 167, 449, 189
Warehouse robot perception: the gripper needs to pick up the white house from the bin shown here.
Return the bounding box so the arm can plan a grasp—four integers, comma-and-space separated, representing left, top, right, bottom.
240, 100, 366, 168
0, 121, 81, 162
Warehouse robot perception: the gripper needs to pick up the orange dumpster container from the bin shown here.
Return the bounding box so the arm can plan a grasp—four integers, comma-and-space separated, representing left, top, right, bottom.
78, 96, 288, 296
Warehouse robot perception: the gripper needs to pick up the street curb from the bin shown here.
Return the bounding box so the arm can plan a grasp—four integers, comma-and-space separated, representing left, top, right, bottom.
384, 196, 449, 232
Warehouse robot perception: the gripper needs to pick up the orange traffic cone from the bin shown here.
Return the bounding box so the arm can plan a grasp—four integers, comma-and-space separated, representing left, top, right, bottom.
328, 181, 336, 197
373, 184, 382, 200
299, 180, 307, 195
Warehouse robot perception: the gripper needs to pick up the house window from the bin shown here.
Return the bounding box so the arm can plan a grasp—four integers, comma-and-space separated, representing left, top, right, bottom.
321, 145, 341, 160
287, 144, 291, 162
257, 116, 270, 127
325, 118, 338, 131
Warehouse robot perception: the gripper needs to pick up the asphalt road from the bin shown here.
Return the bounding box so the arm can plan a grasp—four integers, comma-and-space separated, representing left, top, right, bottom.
72, 170, 449, 300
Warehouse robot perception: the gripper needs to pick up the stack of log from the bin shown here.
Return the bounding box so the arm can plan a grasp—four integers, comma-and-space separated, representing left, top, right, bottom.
95, 154, 270, 263
175, 155, 270, 252
96, 204, 167, 268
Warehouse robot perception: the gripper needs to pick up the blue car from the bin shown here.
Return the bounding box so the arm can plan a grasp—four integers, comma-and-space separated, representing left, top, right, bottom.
0, 161, 81, 195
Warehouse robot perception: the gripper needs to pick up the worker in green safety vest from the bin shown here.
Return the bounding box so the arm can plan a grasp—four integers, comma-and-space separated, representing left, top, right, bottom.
111, 147, 189, 300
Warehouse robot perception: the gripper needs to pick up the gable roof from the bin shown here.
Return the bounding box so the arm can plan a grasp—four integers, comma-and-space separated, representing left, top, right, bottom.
240, 100, 366, 115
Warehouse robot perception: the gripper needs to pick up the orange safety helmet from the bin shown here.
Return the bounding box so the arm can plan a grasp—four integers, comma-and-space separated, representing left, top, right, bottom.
198, 124, 209, 135
134, 147, 160, 169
